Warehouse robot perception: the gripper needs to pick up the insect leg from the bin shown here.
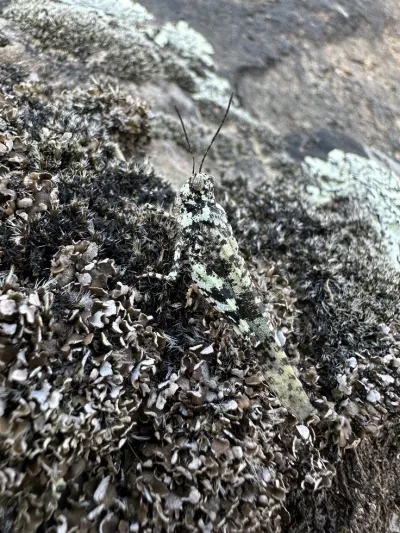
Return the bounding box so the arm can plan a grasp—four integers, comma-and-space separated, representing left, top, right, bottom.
136, 234, 184, 282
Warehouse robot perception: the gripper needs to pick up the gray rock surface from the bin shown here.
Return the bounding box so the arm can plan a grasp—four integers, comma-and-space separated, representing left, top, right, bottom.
145, 0, 400, 158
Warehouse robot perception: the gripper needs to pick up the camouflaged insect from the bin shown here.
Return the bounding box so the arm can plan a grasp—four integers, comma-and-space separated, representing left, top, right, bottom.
153, 172, 315, 421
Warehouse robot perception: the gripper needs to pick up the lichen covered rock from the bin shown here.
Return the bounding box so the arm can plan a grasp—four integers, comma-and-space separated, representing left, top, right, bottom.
0, 1, 400, 532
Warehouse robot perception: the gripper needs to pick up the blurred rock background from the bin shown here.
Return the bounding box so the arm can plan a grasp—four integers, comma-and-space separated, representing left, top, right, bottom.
145, 0, 400, 157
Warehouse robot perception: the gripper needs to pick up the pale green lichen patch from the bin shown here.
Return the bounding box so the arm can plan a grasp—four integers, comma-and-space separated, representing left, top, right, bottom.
303, 149, 400, 270
154, 20, 215, 68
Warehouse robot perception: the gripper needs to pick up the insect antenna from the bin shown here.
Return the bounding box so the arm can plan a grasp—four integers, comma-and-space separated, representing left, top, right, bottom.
174, 105, 195, 175
198, 92, 234, 174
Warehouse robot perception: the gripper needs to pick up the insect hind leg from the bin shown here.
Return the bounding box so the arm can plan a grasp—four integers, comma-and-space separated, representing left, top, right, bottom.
136, 235, 184, 282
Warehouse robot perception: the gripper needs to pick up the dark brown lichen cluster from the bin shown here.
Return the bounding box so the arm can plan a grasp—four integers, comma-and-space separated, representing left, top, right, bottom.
1, 2, 400, 531
0, 249, 162, 531
0, 72, 345, 531
0, 265, 335, 532
0, 76, 332, 532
